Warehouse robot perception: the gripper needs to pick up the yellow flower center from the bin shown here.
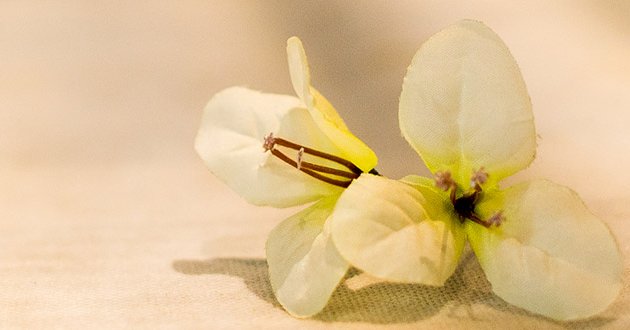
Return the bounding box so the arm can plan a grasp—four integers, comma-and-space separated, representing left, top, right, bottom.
435, 168, 503, 227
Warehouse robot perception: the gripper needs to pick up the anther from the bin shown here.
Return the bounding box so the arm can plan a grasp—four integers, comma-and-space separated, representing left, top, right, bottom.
435, 171, 455, 191
262, 133, 374, 188
486, 211, 504, 226
296, 148, 304, 170
437, 167, 504, 228
470, 167, 489, 187
263, 133, 275, 152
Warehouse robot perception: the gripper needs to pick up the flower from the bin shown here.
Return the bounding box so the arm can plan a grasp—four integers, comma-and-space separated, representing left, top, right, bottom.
328, 20, 622, 321
195, 37, 378, 317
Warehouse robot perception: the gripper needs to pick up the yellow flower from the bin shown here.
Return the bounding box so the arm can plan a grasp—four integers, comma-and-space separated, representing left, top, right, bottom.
329, 20, 622, 321
195, 37, 377, 317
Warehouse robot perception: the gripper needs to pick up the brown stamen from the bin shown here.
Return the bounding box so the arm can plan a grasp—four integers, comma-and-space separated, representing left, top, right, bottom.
296, 148, 304, 170
470, 167, 489, 187
263, 133, 372, 188
436, 170, 504, 228
268, 135, 362, 175
435, 171, 456, 191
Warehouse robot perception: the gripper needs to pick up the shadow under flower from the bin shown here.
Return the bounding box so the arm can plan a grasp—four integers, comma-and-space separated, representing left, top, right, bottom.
172, 252, 615, 327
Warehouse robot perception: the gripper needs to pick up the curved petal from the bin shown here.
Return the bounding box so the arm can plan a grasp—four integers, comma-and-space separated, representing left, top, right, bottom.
330, 174, 465, 285
266, 196, 349, 317
287, 37, 378, 172
467, 180, 622, 320
195, 86, 343, 207
287, 37, 347, 130
399, 20, 536, 186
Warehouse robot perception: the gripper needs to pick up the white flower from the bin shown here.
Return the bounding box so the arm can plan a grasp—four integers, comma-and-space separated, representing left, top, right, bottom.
195, 37, 377, 317
329, 20, 622, 321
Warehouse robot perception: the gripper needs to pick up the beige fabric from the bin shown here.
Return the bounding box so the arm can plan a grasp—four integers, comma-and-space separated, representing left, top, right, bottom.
1, 2, 629, 329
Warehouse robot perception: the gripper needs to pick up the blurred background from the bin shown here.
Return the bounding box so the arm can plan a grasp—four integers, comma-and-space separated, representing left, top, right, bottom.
1, 1, 630, 326
2, 0, 630, 262
2, 1, 629, 179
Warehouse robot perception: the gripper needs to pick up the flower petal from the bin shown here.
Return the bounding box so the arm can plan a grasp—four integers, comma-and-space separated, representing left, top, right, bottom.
467, 180, 623, 320
399, 20, 536, 186
330, 174, 465, 285
195, 86, 343, 207
266, 196, 349, 317
287, 37, 346, 130
287, 37, 378, 172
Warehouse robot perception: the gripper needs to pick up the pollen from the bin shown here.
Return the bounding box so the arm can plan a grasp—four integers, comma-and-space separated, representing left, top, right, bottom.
437, 167, 504, 228
435, 171, 455, 191
263, 133, 275, 152
470, 167, 489, 187
296, 147, 305, 170
487, 211, 504, 226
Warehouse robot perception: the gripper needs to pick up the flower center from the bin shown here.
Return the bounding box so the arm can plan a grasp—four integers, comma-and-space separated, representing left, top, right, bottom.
435, 168, 503, 228
263, 133, 378, 188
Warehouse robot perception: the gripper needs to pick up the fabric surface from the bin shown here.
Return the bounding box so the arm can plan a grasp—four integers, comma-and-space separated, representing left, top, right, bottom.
1, 164, 629, 329
1, 1, 629, 329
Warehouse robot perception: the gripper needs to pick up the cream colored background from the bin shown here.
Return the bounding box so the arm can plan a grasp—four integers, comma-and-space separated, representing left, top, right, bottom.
1, 1, 629, 329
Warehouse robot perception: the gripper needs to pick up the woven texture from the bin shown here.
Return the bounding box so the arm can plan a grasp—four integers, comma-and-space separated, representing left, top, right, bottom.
1, 166, 629, 329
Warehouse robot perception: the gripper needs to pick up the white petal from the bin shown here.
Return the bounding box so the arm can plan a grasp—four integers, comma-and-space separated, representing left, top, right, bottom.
266, 197, 349, 317
467, 180, 623, 320
330, 174, 465, 285
287, 37, 378, 172
195, 86, 343, 207
399, 20, 536, 186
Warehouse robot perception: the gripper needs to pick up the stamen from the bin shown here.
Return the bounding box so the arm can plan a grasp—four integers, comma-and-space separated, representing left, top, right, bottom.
435, 171, 455, 191
465, 212, 504, 228
296, 148, 304, 170
467, 214, 491, 228
368, 168, 380, 176
268, 148, 354, 187
262, 133, 373, 188
438, 167, 504, 228
270, 136, 362, 175
263, 133, 275, 152
486, 211, 504, 226
470, 167, 489, 187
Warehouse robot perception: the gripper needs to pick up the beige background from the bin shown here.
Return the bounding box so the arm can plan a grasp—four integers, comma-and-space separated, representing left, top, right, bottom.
1, 1, 629, 329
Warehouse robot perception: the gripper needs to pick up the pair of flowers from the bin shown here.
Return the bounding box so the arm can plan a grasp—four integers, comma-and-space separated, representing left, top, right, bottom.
195, 20, 621, 321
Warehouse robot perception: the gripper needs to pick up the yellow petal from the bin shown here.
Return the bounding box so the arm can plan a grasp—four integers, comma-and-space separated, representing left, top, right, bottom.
330, 174, 465, 284
287, 37, 378, 172
195, 87, 343, 207
399, 20, 536, 186
287, 37, 346, 129
467, 180, 622, 320
286, 37, 313, 109
266, 196, 349, 317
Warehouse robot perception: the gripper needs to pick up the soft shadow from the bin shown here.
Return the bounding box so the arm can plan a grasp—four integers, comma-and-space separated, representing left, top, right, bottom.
315, 253, 500, 323
173, 257, 281, 308
172, 254, 615, 327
